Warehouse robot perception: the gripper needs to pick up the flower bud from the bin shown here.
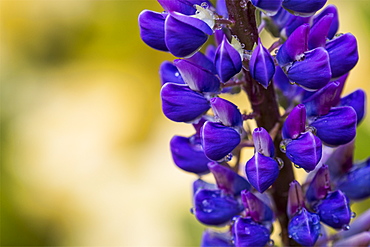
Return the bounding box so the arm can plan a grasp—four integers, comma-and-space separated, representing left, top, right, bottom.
208, 162, 251, 195
165, 11, 213, 57
308, 13, 334, 50
232, 217, 270, 247
194, 189, 242, 225
282, 104, 306, 140
201, 121, 241, 161
214, 35, 243, 82
288, 208, 321, 246
252, 127, 275, 157
241, 190, 274, 223
287, 180, 305, 218
310, 106, 357, 146
210, 97, 243, 128
138, 10, 168, 51
174, 59, 220, 93
306, 164, 331, 205
315, 190, 351, 229
249, 39, 275, 89
161, 83, 210, 122
245, 152, 280, 193
313, 4, 339, 39
170, 135, 211, 174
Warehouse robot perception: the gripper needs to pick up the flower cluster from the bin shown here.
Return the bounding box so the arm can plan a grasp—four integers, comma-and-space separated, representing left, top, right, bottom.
138, 0, 370, 246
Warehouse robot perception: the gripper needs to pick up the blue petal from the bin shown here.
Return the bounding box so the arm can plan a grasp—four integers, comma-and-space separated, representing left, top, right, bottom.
201, 121, 241, 161
286, 132, 322, 171
186, 51, 218, 75
245, 152, 279, 193
208, 162, 251, 195
161, 83, 210, 122
159, 61, 185, 86
303, 80, 342, 117
308, 13, 334, 49
170, 135, 211, 174
282, 0, 327, 16
214, 35, 242, 82
194, 189, 242, 225
174, 59, 220, 93
306, 164, 331, 205
337, 159, 370, 200
232, 217, 270, 247
165, 12, 213, 57
288, 208, 321, 246
287, 47, 331, 90
274, 66, 304, 105
326, 33, 359, 78
312, 4, 339, 39
252, 127, 275, 157
266, 7, 292, 37
138, 10, 168, 51
282, 104, 306, 140
201, 229, 233, 247
249, 39, 275, 88
193, 179, 217, 195
241, 190, 274, 223
340, 89, 366, 125
210, 97, 243, 128
158, 0, 212, 15
277, 24, 309, 66
310, 106, 357, 146
283, 15, 311, 38
315, 190, 351, 229
216, 0, 228, 18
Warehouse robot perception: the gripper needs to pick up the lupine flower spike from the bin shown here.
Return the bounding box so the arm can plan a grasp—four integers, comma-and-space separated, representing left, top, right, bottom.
138, 0, 369, 246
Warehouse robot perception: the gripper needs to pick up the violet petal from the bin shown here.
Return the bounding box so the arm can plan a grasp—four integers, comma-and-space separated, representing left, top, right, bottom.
138, 10, 168, 51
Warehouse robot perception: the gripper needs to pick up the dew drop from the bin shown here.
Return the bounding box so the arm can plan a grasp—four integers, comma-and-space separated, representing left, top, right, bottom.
351, 211, 356, 218
244, 227, 251, 235
174, 72, 180, 77
279, 139, 291, 153
240, 0, 247, 8
225, 153, 233, 161
201, 2, 208, 8
294, 163, 301, 169
190, 208, 194, 214
202, 199, 214, 213
276, 157, 284, 170
342, 224, 350, 231
267, 239, 274, 246
288, 235, 292, 239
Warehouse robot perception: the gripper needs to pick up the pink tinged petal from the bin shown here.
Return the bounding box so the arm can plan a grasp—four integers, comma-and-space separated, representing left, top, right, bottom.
326, 140, 354, 179
287, 47, 332, 90
174, 59, 220, 93
138, 10, 168, 51
285, 132, 322, 171
249, 40, 275, 89
170, 135, 211, 174
333, 232, 370, 247
214, 35, 243, 82
245, 152, 280, 193
165, 12, 213, 57
308, 14, 334, 49
326, 33, 359, 78
282, 104, 306, 140
210, 97, 243, 128
241, 190, 274, 223
208, 162, 251, 195
277, 24, 309, 66
161, 83, 210, 122
310, 106, 357, 146
252, 127, 275, 157
287, 180, 305, 218
306, 164, 331, 205
303, 80, 342, 117
201, 121, 241, 161
313, 4, 339, 39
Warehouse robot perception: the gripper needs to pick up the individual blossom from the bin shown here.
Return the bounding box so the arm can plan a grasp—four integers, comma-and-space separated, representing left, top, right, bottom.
232, 216, 271, 247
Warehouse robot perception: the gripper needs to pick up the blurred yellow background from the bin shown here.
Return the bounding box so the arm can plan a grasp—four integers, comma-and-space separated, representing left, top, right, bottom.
1, 0, 369, 246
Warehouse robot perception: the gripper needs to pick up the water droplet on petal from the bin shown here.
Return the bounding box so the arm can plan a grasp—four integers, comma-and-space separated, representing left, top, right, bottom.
190, 208, 194, 214
202, 199, 214, 213
276, 157, 284, 170
342, 224, 350, 231
267, 239, 274, 246
239, 0, 247, 8
351, 211, 356, 218
288, 235, 292, 239
201, 2, 208, 8
294, 163, 301, 169
244, 227, 251, 235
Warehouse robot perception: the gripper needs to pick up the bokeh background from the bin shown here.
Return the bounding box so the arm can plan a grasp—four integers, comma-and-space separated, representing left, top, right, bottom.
1, 0, 370, 246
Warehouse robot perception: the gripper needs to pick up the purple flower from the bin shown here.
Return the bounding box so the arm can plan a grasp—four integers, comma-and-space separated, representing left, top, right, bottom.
288, 208, 321, 246
158, 0, 212, 15
201, 229, 232, 247
241, 190, 274, 223
306, 164, 331, 205
138, 10, 168, 51
159, 61, 184, 85
282, 0, 327, 17
251, 0, 282, 14
249, 39, 275, 89
210, 97, 243, 128
313, 4, 339, 39
232, 217, 271, 247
